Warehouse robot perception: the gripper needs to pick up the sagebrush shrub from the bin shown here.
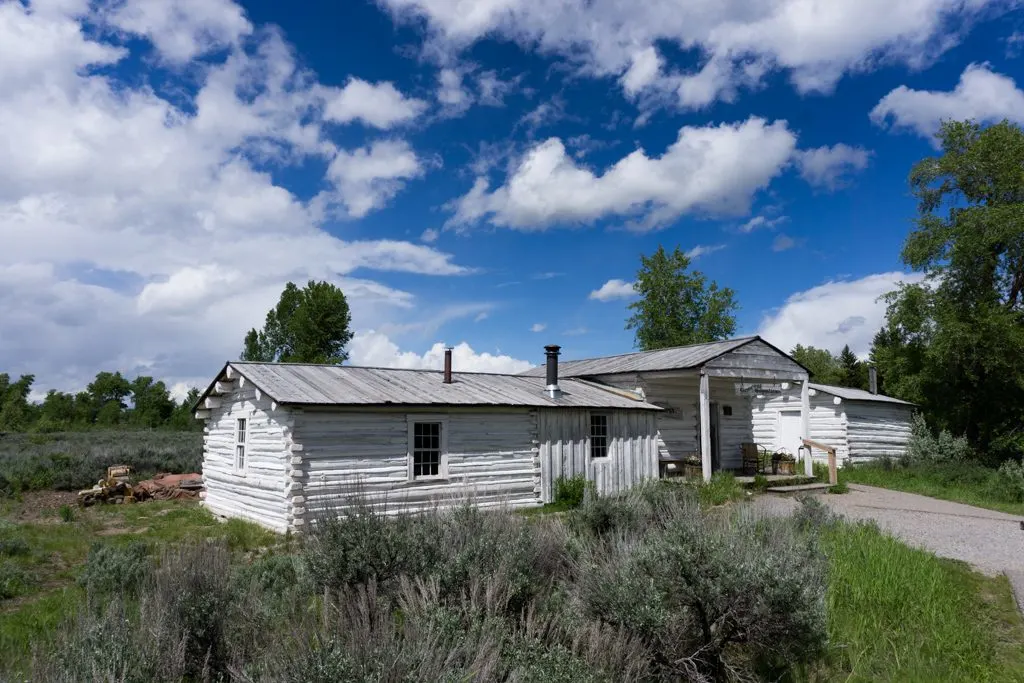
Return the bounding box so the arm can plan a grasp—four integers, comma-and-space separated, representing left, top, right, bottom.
905, 414, 973, 464
996, 458, 1024, 502
0, 560, 30, 599
78, 541, 150, 596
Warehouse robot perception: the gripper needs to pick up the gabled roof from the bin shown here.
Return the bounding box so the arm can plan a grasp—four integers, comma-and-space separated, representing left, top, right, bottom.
810, 383, 916, 406
520, 336, 806, 378
196, 362, 661, 411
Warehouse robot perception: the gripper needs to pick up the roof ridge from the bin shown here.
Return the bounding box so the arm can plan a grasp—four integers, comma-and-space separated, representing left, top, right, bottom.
230, 360, 564, 380
555, 335, 758, 365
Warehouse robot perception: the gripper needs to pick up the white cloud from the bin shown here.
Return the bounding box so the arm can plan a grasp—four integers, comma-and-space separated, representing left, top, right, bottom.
686, 244, 726, 259
621, 46, 663, 96
589, 279, 637, 301
448, 117, 798, 231
105, 0, 252, 63
739, 214, 787, 233
348, 330, 533, 373
757, 272, 926, 357
323, 77, 428, 129
0, 0, 465, 395
420, 227, 440, 243
324, 140, 426, 218
871, 63, 1024, 141
473, 311, 488, 322
437, 67, 473, 113
564, 326, 589, 336
772, 234, 796, 252
796, 144, 871, 190
476, 69, 518, 106
530, 323, 546, 332
379, 0, 1005, 107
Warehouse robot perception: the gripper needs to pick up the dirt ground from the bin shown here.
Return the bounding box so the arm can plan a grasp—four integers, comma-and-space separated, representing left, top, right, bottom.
2, 491, 80, 524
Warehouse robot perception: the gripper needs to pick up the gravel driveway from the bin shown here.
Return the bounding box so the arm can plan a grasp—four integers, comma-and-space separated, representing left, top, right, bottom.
754, 484, 1024, 611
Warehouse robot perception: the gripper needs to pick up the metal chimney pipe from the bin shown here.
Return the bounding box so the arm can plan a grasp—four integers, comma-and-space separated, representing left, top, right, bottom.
544, 345, 561, 398
868, 366, 878, 395
443, 347, 453, 384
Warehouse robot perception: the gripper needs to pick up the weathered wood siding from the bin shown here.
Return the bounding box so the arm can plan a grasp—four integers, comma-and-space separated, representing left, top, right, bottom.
292, 408, 541, 523
845, 402, 913, 461
202, 384, 292, 533
537, 408, 659, 502
704, 339, 807, 379
711, 379, 754, 470
752, 389, 848, 463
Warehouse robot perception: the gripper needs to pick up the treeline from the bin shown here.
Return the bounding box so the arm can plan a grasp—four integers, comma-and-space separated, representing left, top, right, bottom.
0, 372, 201, 433
790, 344, 871, 391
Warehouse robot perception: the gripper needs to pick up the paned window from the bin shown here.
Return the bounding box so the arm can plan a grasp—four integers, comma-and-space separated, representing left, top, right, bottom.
411, 421, 442, 478
590, 414, 608, 459
235, 418, 247, 469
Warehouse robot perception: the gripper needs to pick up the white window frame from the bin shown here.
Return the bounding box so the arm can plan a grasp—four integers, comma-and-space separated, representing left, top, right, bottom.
589, 412, 610, 459
235, 417, 247, 471
407, 414, 449, 481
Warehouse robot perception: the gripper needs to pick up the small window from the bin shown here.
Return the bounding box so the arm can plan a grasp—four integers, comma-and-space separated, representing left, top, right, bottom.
411, 421, 443, 478
590, 414, 609, 459
722, 405, 733, 417
235, 418, 247, 470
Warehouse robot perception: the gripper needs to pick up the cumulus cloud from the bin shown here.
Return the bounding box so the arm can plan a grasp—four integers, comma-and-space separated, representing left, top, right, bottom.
378, 0, 1004, 107
796, 144, 871, 190
448, 117, 798, 231
530, 323, 547, 332
105, 0, 252, 63
324, 140, 426, 218
870, 63, 1024, 141
420, 228, 440, 243
589, 279, 637, 301
757, 272, 925, 357
323, 77, 428, 128
0, 0, 465, 394
348, 330, 533, 373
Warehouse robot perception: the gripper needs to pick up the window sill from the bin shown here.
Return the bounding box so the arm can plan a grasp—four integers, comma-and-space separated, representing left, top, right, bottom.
399, 478, 451, 487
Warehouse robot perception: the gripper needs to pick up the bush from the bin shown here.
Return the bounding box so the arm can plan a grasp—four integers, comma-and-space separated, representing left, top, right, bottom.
793, 495, 837, 532
697, 471, 743, 507
827, 482, 850, 494
905, 414, 974, 464
58, 505, 75, 523
0, 560, 30, 599
0, 431, 202, 494
577, 503, 828, 679
78, 541, 150, 596
554, 475, 588, 510
996, 458, 1024, 502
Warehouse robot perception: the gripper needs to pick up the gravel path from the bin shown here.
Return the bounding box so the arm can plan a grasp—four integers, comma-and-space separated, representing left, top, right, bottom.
753, 484, 1024, 608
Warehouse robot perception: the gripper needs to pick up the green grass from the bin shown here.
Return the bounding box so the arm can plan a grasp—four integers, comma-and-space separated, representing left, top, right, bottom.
819, 521, 1024, 681
843, 461, 1024, 516
696, 471, 744, 507
0, 498, 278, 675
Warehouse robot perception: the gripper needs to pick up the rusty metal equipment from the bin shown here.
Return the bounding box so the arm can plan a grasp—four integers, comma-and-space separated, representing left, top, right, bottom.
78, 465, 136, 506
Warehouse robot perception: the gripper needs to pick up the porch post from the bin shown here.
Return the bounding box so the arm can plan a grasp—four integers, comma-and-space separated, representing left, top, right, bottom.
800, 375, 812, 477
699, 370, 712, 481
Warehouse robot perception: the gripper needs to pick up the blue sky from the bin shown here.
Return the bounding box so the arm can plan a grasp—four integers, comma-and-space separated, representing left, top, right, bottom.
1, 0, 1023, 396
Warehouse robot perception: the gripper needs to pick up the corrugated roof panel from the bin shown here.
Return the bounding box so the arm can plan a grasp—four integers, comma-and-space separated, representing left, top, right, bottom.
519, 337, 758, 377
810, 383, 916, 406
226, 362, 660, 410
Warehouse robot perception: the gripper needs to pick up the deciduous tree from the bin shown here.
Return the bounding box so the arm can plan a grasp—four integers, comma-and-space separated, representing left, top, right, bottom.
242, 280, 353, 363
626, 246, 737, 350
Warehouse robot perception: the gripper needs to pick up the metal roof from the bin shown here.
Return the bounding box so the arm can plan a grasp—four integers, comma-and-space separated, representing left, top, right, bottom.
205, 362, 661, 410
520, 336, 764, 377
810, 383, 916, 406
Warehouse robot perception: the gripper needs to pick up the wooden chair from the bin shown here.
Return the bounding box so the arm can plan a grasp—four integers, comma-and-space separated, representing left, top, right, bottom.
741, 442, 760, 475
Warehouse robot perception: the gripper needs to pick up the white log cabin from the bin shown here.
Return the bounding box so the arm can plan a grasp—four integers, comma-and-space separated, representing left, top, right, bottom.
194, 346, 662, 532
520, 336, 916, 477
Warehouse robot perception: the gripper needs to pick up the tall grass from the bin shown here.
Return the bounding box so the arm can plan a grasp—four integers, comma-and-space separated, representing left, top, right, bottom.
843, 459, 1024, 515
822, 521, 1024, 680
0, 431, 202, 494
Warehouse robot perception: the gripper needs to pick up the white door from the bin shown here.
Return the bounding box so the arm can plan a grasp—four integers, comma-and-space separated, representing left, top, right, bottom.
777, 410, 803, 456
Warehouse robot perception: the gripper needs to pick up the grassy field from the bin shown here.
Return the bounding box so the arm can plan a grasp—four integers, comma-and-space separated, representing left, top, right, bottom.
842, 460, 1024, 516
0, 431, 202, 495
3, 484, 1023, 681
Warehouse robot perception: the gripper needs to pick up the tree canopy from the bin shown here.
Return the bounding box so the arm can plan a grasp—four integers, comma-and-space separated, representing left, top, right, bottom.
789, 344, 868, 390
242, 280, 353, 364
626, 246, 738, 351
871, 119, 1024, 462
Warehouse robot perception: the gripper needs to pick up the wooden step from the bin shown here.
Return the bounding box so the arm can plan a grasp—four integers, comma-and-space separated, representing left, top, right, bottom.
765, 483, 830, 495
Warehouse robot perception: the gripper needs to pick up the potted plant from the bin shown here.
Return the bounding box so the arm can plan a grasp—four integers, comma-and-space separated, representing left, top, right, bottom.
682, 454, 703, 479
773, 450, 796, 475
